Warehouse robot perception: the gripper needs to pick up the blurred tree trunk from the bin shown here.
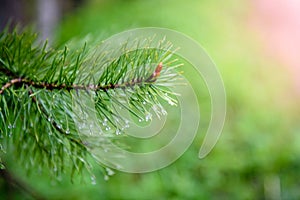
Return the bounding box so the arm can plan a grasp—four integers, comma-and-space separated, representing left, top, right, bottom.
37, 0, 60, 43
0, 0, 31, 30
0, 0, 85, 42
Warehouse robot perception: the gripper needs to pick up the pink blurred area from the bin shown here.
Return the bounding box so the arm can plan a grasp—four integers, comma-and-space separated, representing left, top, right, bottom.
251, 0, 300, 91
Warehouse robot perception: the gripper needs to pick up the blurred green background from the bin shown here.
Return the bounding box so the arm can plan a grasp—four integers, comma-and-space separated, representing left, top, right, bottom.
1, 0, 300, 199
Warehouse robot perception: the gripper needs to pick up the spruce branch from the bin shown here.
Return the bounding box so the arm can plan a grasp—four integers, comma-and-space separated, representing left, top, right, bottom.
0, 27, 182, 180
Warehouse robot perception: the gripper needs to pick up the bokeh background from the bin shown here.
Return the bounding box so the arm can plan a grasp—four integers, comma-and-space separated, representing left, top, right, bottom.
1, 0, 300, 199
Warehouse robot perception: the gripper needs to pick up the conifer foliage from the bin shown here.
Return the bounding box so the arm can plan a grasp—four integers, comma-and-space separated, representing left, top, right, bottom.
0, 27, 181, 179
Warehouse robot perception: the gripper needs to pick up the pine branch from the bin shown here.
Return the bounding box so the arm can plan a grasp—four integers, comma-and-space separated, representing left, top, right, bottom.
0, 27, 182, 180
0, 62, 163, 94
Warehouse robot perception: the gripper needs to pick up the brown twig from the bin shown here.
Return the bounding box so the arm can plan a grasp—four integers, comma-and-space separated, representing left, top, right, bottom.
0, 63, 163, 94
0, 63, 163, 145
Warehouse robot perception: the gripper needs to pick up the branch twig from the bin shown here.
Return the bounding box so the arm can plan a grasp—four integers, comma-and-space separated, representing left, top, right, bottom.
0, 63, 163, 94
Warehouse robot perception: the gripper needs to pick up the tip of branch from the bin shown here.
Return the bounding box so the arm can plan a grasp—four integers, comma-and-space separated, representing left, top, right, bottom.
153, 62, 163, 79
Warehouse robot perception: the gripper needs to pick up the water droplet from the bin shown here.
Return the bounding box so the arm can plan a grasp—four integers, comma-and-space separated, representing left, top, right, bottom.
104, 175, 109, 181
138, 118, 143, 122
106, 168, 115, 176
145, 113, 152, 121
105, 126, 111, 131
142, 101, 146, 105
91, 176, 96, 185
48, 117, 52, 122
124, 120, 129, 128
8, 124, 12, 129
168, 100, 175, 106
65, 129, 70, 134
116, 129, 121, 135
57, 124, 62, 129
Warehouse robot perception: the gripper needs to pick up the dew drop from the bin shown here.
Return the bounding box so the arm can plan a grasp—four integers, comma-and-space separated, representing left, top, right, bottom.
8, 124, 12, 129
138, 119, 143, 122
91, 176, 96, 185
65, 129, 70, 134
105, 126, 111, 131
106, 168, 115, 176
142, 101, 146, 105
57, 124, 62, 129
145, 113, 152, 122
168, 100, 175, 106
125, 120, 129, 128
47, 117, 52, 122
104, 175, 109, 181
116, 129, 121, 135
